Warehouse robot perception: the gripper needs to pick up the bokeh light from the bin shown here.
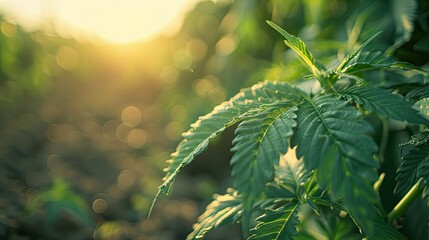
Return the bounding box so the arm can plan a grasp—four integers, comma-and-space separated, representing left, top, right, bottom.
56, 46, 80, 71
93, 198, 108, 214
121, 106, 142, 128
127, 129, 148, 149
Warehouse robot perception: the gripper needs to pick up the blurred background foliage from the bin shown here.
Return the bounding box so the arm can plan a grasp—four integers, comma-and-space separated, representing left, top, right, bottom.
0, 0, 428, 239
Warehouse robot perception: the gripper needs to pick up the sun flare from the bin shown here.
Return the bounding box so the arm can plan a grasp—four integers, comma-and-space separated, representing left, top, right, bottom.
0, 0, 198, 44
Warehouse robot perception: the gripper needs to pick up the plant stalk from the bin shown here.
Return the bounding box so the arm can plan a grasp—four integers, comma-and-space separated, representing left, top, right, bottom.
387, 178, 424, 225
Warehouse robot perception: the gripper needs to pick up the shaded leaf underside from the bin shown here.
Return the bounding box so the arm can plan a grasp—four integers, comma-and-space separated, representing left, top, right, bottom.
248, 202, 300, 240
275, 161, 313, 197
187, 189, 242, 240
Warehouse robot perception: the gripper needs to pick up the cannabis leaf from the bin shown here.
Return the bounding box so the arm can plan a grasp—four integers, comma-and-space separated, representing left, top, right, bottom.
231, 103, 298, 231
291, 94, 379, 235
400, 131, 429, 147
406, 84, 429, 99
154, 12, 429, 239
418, 161, 429, 207
267, 21, 326, 78
151, 81, 300, 213
248, 202, 300, 240
261, 161, 319, 213
340, 51, 402, 74
339, 84, 429, 125
187, 189, 242, 240
292, 94, 378, 173
275, 161, 314, 197
395, 143, 429, 195
372, 220, 407, 240
337, 32, 382, 72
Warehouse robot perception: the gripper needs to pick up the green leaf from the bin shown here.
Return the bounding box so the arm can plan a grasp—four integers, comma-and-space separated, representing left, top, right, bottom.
231, 104, 297, 195
340, 51, 403, 74
391, 0, 417, 46
417, 161, 429, 207
395, 143, 429, 195
406, 84, 429, 99
337, 32, 382, 72
27, 179, 94, 228
339, 84, 429, 125
290, 94, 379, 235
399, 131, 429, 147
267, 21, 326, 78
292, 94, 378, 173
151, 81, 301, 213
261, 161, 318, 212
344, 175, 380, 237
371, 220, 407, 240
248, 202, 300, 240
231, 103, 298, 232
414, 35, 429, 52
187, 189, 242, 240
275, 161, 314, 197
417, 98, 429, 118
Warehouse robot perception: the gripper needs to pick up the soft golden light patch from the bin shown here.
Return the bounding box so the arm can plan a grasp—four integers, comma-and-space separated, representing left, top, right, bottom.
121, 106, 142, 127
1, 21, 17, 37
117, 170, 136, 189
0, 0, 199, 44
93, 198, 108, 214
56, 46, 79, 71
127, 129, 148, 148
215, 35, 237, 56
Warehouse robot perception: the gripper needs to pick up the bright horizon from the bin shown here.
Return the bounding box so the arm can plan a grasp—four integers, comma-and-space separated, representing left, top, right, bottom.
0, 0, 199, 44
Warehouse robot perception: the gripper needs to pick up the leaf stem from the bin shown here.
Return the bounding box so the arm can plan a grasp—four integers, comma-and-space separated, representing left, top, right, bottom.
387, 178, 424, 225
378, 118, 389, 163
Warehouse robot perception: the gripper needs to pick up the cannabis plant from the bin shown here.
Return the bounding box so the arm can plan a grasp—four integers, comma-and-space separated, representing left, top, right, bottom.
151, 21, 429, 239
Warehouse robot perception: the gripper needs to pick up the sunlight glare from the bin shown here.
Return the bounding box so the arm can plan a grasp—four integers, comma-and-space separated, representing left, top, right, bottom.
0, 0, 199, 44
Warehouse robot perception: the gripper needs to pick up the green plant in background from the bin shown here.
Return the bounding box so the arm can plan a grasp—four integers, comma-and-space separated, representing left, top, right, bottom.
26, 179, 93, 228
153, 8, 429, 240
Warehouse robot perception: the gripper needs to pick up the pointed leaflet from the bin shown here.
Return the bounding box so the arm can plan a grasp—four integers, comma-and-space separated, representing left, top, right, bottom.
336, 32, 382, 72
400, 131, 429, 148
290, 94, 379, 235
369, 220, 408, 240
267, 21, 326, 78
152, 81, 299, 209
262, 162, 319, 212
275, 161, 314, 197
231, 103, 298, 232
406, 84, 429, 99
231, 104, 298, 195
395, 143, 429, 195
339, 84, 429, 125
340, 51, 407, 74
291, 94, 378, 172
419, 161, 429, 206
248, 202, 300, 240
187, 189, 242, 240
